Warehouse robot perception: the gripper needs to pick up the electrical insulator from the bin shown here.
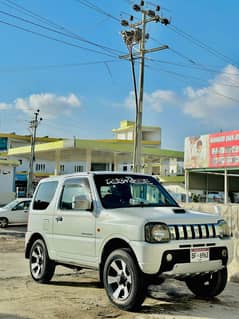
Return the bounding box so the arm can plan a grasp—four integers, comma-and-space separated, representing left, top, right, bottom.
133, 4, 141, 11
140, 1, 144, 6
147, 10, 155, 17
130, 15, 134, 21
121, 20, 129, 26
162, 18, 170, 25
134, 28, 142, 42
156, 5, 160, 11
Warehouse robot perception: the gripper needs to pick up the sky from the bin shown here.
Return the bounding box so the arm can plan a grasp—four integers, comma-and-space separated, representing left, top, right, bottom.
0, 0, 238, 151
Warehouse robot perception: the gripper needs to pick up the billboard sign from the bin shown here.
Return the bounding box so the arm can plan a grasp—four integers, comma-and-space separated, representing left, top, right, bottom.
185, 130, 239, 169
184, 135, 209, 169
209, 130, 239, 168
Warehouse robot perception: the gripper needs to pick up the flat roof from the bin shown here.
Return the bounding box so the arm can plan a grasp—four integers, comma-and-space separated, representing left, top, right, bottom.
8, 138, 184, 161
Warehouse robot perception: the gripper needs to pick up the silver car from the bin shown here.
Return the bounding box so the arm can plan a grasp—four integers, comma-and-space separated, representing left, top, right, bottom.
0, 198, 31, 228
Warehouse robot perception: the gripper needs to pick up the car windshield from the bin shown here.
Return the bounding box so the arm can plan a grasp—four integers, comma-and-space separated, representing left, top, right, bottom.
94, 174, 179, 209
4, 199, 19, 209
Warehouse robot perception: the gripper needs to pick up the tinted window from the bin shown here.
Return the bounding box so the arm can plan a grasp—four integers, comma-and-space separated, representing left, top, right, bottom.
60, 178, 91, 210
14, 201, 31, 210
33, 181, 58, 210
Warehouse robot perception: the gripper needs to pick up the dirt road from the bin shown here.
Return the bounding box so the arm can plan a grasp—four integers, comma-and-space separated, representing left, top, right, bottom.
0, 235, 239, 319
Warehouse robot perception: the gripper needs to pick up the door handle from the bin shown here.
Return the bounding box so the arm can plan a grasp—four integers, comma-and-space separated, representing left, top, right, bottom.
56, 216, 63, 222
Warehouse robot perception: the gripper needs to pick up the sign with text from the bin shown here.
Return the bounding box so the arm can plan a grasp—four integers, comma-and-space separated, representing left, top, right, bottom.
185, 130, 239, 169
209, 130, 239, 168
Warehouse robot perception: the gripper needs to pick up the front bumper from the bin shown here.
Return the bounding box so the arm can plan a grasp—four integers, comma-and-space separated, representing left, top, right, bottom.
131, 238, 234, 275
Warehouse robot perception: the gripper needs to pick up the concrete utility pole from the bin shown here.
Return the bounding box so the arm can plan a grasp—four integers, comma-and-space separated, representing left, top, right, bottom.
26, 109, 42, 197
120, 1, 170, 173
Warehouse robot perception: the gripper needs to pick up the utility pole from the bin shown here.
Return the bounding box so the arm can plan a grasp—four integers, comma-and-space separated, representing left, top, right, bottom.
120, 1, 170, 173
26, 109, 42, 197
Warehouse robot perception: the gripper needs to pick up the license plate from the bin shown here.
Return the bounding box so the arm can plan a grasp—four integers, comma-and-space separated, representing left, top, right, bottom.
190, 248, 209, 262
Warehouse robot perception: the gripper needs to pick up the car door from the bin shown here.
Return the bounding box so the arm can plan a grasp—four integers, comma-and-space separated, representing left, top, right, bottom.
52, 177, 96, 266
11, 200, 30, 223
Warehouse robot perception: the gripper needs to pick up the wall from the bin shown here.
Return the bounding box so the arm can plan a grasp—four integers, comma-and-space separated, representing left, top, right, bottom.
181, 202, 239, 279
0, 164, 15, 205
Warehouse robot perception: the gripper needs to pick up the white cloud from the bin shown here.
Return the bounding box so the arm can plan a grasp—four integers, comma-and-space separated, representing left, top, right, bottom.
14, 93, 81, 118
116, 65, 239, 131
183, 64, 239, 120
0, 102, 11, 110
121, 89, 178, 112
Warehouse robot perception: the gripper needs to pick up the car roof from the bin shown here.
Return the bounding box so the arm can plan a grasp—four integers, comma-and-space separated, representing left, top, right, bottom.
38, 171, 153, 183
15, 197, 31, 201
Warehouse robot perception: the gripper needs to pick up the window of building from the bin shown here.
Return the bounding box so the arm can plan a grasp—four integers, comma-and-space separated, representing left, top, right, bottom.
33, 181, 58, 210
35, 163, 46, 172
74, 164, 84, 172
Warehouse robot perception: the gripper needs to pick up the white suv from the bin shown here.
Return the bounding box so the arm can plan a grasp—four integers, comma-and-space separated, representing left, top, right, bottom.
25, 172, 233, 311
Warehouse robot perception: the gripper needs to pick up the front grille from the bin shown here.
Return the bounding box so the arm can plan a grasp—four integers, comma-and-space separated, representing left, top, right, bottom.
169, 224, 217, 240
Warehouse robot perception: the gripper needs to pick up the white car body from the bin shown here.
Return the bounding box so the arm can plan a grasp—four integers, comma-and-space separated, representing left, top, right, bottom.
25, 172, 233, 311
0, 198, 31, 227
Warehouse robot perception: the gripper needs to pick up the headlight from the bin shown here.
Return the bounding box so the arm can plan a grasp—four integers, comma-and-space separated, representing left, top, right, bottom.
216, 220, 230, 239
145, 223, 170, 243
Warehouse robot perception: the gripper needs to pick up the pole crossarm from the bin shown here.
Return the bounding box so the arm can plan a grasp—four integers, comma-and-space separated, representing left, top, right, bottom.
119, 45, 168, 60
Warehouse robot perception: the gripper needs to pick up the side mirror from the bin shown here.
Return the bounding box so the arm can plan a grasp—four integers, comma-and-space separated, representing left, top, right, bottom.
72, 195, 92, 210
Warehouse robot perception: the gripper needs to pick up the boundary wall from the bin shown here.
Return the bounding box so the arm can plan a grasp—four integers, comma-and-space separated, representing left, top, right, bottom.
182, 202, 239, 279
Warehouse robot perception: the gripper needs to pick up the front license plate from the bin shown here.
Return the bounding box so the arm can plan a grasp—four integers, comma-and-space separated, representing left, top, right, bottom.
190, 248, 209, 262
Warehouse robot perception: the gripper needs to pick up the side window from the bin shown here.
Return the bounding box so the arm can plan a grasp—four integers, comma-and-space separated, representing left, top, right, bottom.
33, 181, 58, 210
14, 202, 25, 211
60, 178, 91, 210
23, 201, 31, 210
15, 201, 30, 210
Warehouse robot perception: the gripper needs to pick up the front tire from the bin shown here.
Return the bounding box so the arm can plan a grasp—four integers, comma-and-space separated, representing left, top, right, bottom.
103, 249, 147, 311
185, 267, 228, 298
29, 239, 55, 283
0, 218, 8, 228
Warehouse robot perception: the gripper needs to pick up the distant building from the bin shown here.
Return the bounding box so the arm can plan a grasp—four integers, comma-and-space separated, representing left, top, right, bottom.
2, 120, 183, 201
112, 120, 161, 148
184, 130, 239, 203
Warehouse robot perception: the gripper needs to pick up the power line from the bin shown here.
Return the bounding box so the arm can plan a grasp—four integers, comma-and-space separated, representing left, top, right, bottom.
0, 7, 123, 56
169, 24, 238, 66
0, 18, 118, 58
0, 59, 119, 73
150, 36, 239, 80
74, 0, 120, 22
146, 62, 239, 104
146, 58, 239, 86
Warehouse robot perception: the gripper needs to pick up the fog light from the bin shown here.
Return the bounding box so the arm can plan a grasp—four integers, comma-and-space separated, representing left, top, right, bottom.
222, 249, 227, 257
166, 253, 173, 262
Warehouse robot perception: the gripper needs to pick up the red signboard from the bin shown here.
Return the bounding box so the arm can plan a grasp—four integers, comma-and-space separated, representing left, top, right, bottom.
209, 130, 239, 168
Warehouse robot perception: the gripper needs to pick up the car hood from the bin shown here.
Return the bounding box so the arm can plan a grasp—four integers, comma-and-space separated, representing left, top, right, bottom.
102, 206, 221, 225
0, 207, 9, 215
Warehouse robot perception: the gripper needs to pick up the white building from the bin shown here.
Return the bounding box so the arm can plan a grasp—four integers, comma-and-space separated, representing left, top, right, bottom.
3, 121, 184, 200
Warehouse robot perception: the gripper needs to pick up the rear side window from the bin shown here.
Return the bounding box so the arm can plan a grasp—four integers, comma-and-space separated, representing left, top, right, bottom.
33, 181, 58, 210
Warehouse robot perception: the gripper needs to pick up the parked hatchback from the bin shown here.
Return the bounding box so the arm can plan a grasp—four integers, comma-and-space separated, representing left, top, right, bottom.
0, 198, 31, 228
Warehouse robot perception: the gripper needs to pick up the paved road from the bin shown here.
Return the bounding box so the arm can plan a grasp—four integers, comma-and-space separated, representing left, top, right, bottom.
0, 224, 27, 237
